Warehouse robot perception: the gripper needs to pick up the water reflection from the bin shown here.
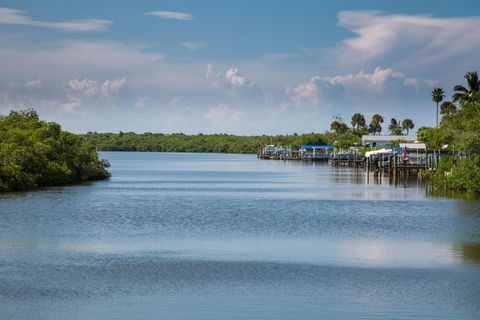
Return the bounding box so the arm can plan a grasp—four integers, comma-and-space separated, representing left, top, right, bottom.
455, 243, 480, 264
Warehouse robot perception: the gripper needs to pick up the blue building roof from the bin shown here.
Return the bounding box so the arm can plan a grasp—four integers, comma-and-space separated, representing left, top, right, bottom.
300, 145, 334, 150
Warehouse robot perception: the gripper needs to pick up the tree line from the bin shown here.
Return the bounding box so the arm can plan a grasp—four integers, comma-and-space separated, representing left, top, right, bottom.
330, 113, 415, 136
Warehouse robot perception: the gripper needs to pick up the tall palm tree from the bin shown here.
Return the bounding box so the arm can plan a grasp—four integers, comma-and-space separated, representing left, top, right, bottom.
440, 101, 457, 116
401, 119, 414, 135
431, 87, 445, 127
370, 114, 384, 135
351, 113, 366, 129
452, 71, 480, 103
388, 118, 403, 135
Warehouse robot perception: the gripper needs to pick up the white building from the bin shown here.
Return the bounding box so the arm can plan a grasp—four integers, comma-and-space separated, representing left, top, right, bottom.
362, 135, 418, 149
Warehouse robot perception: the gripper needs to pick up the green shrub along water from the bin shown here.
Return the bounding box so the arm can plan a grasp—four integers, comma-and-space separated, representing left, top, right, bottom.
420, 71, 480, 196
0, 109, 110, 192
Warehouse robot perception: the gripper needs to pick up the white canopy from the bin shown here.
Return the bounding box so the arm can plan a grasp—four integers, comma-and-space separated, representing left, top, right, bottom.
399, 143, 426, 150
365, 148, 393, 157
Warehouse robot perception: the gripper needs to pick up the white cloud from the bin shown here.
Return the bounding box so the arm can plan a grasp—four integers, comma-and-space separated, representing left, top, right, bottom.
145, 11, 194, 21
134, 96, 149, 108
285, 76, 322, 106
287, 67, 404, 106
0, 7, 112, 32
204, 104, 245, 124
66, 79, 99, 96
25, 78, 42, 90
286, 67, 432, 107
60, 97, 81, 112
206, 64, 259, 98
61, 77, 127, 111
181, 42, 207, 51
336, 10, 480, 67
100, 77, 127, 97
404, 77, 437, 92
327, 67, 404, 92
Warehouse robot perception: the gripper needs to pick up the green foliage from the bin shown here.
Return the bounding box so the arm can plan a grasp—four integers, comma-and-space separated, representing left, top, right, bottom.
424, 71, 480, 196
330, 120, 349, 135
432, 87, 445, 127
452, 71, 480, 103
332, 131, 361, 150
401, 119, 414, 135
369, 114, 384, 135
83, 131, 334, 154
430, 156, 480, 196
351, 113, 366, 129
0, 109, 110, 192
388, 118, 403, 135
418, 127, 450, 151
440, 101, 457, 115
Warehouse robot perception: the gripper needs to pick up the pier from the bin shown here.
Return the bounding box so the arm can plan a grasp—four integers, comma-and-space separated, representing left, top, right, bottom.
258, 143, 441, 178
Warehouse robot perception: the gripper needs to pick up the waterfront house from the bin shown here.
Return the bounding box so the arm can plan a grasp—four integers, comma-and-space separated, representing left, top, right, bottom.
362, 135, 418, 149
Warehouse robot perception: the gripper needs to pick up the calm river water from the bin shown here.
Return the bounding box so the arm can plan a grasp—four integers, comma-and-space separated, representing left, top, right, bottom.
1, 152, 480, 319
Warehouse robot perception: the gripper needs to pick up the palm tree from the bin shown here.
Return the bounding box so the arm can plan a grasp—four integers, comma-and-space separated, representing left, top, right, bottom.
452, 71, 480, 103
401, 119, 414, 135
440, 101, 457, 116
330, 120, 348, 135
388, 118, 403, 135
431, 87, 445, 127
351, 113, 366, 129
369, 114, 384, 135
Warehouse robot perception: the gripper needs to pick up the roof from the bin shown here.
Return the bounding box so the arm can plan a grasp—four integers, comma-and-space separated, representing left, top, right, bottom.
399, 143, 426, 150
300, 145, 334, 150
362, 135, 417, 142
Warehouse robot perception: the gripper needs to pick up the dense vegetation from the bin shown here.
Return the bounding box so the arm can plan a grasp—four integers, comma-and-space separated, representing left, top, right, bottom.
83, 131, 336, 154
84, 112, 415, 154
0, 109, 110, 192
420, 71, 480, 195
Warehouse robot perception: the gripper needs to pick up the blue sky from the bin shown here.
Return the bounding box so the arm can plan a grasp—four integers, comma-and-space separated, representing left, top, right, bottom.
1, 0, 480, 134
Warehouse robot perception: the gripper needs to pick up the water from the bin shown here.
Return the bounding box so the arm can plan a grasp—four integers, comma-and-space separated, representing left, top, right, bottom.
1, 152, 480, 319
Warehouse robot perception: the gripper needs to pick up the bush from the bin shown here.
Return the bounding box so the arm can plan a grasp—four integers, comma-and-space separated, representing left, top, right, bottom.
0, 109, 110, 192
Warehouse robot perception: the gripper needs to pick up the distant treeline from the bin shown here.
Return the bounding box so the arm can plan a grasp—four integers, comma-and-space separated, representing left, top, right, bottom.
0, 109, 110, 192
82, 131, 346, 154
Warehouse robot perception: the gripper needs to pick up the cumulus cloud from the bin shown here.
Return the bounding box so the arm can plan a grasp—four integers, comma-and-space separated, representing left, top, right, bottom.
203, 103, 245, 124
0, 7, 112, 32
206, 64, 259, 98
145, 11, 193, 21
100, 77, 127, 97
286, 67, 433, 106
66, 79, 99, 96
328, 67, 404, 92
285, 76, 322, 106
62, 77, 127, 111
336, 10, 480, 67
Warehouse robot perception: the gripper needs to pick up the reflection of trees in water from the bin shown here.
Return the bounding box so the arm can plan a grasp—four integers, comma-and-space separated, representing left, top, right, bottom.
456, 243, 480, 264
427, 187, 480, 200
